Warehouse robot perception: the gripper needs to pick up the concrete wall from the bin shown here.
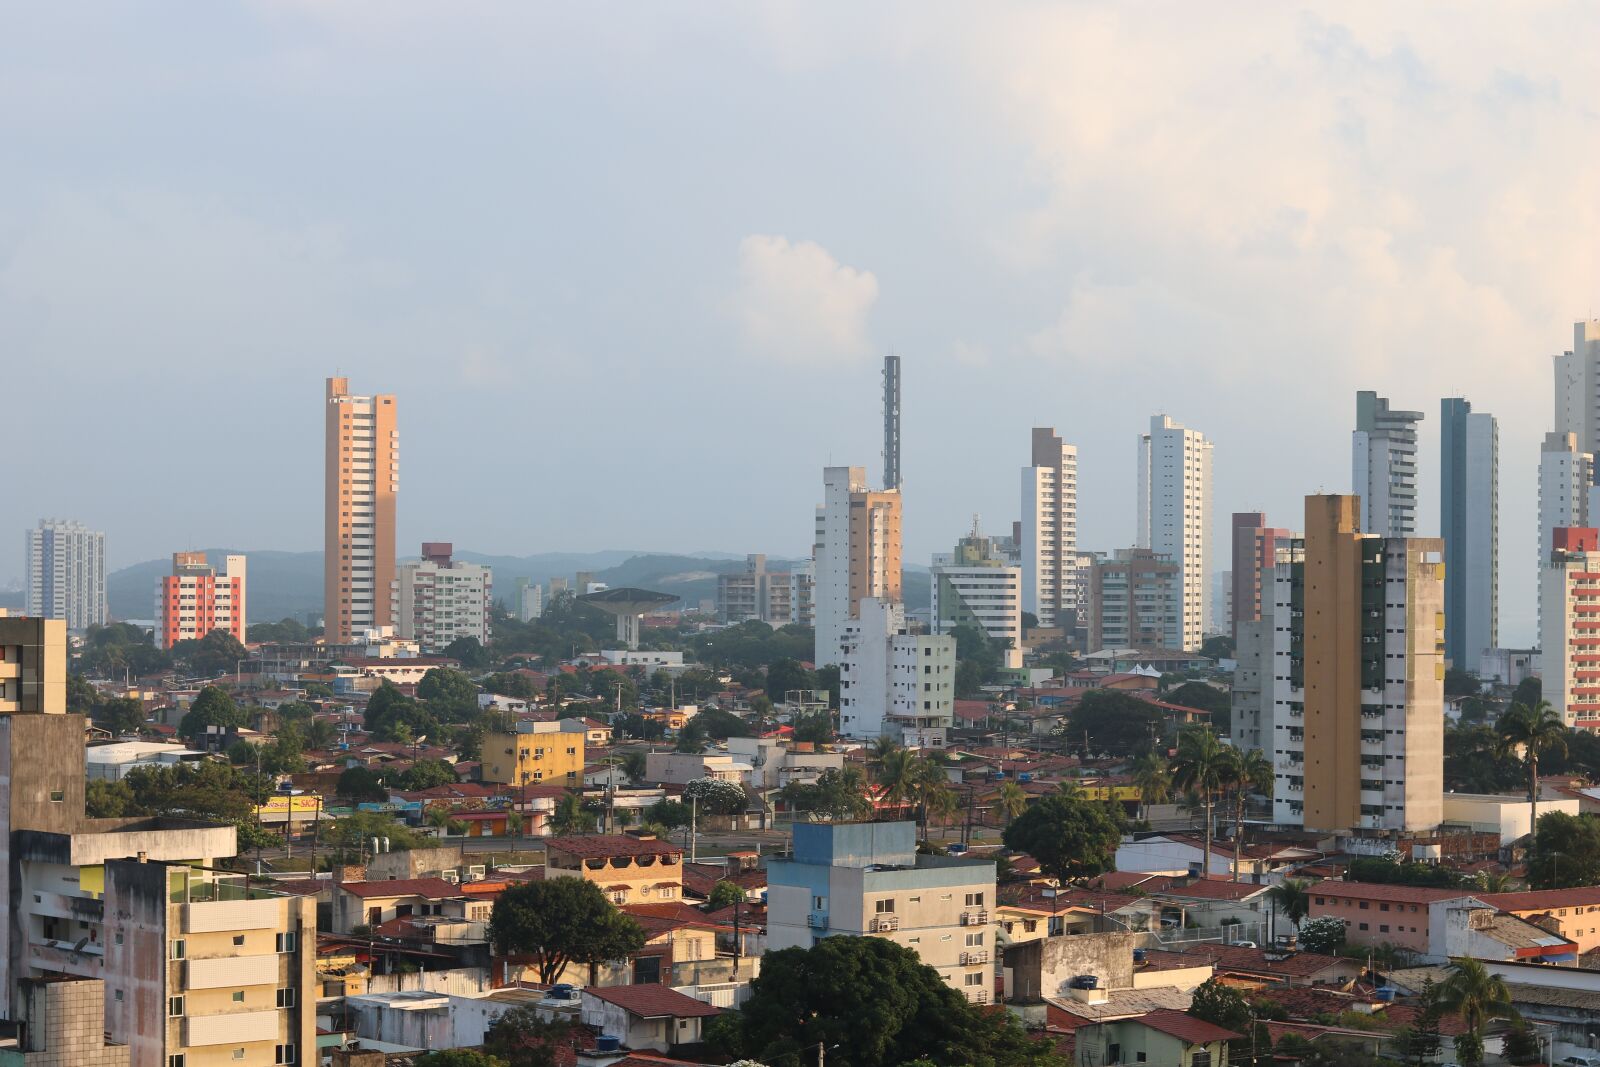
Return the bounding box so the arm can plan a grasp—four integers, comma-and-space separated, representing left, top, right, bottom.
1035, 931, 1143, 1001
12, 978, 129, 1067
102, 860, 172, 1067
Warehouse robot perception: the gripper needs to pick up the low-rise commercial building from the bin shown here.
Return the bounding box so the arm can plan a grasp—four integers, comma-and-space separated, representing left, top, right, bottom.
767, 821, 996, 1002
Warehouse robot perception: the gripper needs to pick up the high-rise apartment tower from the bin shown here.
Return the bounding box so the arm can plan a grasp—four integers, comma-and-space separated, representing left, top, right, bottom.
1137, 415, 1212, 650
1230, 512, 1295, 642
1021, 427, 1079, 630
1353, 391, 1423, 538
324, 377, 398, 644
24, 519, 106, 631
883, 354, 901, 491
1440, 398, 1498, 668
1538, 431, 1595, 640
813, 467, 901, 666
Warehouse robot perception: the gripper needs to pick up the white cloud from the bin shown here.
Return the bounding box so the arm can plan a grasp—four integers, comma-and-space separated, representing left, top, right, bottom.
730, 234, 879, 365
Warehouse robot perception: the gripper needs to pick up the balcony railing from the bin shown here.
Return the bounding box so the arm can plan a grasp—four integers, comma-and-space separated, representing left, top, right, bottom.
807, 912, 829, 930
960, 950, 990, 965
870, 915, 899, 933
960, 910, 989, 927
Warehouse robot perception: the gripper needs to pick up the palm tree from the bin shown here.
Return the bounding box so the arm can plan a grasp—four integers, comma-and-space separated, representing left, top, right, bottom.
1131, 751, 1172, 822
1171, 729, 1229, 876
1438, 957, 1520, 1062
876, 747, 922, 817
919, 773, 960, 839
1222, 747, 1273, 882
1267, 878, 1311, 933
550, 791, 591, 836
1475, 870, 1514, 893
870, 735, 901, 774
1494, 700, 1568, 834
997, 781, 1029, 826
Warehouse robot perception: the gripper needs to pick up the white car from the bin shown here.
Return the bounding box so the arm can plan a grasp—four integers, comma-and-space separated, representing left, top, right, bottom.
1562, 1056, 1600, 1067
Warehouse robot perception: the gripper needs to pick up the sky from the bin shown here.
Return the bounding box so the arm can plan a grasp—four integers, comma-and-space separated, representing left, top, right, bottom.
3, 3, 1599, 643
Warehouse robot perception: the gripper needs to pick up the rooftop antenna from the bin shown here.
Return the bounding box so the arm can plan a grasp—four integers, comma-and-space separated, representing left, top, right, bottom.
882, 354, 901, 491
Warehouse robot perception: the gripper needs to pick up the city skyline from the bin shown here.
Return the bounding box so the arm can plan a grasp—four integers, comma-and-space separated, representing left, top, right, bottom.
5, 6, 1600, 647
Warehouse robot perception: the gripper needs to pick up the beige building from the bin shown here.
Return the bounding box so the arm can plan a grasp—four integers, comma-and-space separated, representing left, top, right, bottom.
544, 834, 683, 906
324, 377, 398, 645
813, 466, 902, 667
1269, 495, 1444, 833
480, 719, 586, 788
392, 543, 491, 651
766, 822, 996, 1003
0, 617, 65, 715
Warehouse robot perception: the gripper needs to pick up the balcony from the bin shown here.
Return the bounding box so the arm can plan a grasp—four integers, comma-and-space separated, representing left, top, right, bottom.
807, 912, 830, 930
870, 914, 899, 933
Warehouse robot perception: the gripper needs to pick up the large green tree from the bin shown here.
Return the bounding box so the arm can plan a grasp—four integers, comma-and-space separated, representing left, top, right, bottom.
1526, 811, 1600, 889
1438, 958, 1519, 1067
1001, 792, 1121, 882
177, 686, 246, 740
488, 879, 646, 984
1494, 700, 1568, 833
337, 766, 389, 802
1171, 728, 1230, 871
1163, 681, 1229, 721
96, 696, 148, 736
717, 936, 1065, 1067
418, 667, 482, 722
766, 658, 819, 702
363, 682, 439, 742
171, 628, 249, 678
1062, 690, 1166, 756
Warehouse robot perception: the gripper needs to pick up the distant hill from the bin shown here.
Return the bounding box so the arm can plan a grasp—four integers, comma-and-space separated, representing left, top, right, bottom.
106, 548, 929, 623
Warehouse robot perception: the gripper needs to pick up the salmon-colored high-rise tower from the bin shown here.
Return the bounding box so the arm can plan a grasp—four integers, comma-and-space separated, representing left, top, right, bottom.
324, 377, 398, 644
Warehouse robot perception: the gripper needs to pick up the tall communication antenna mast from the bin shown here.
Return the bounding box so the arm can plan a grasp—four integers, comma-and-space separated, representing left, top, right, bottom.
882, 354, 901, 490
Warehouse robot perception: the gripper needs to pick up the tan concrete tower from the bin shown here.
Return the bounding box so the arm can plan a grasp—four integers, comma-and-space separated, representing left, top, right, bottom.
324, 377, 398, 644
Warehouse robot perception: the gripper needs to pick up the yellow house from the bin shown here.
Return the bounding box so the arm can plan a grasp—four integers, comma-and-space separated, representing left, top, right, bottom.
545, 833, 684, 906
481, 719, 587, 787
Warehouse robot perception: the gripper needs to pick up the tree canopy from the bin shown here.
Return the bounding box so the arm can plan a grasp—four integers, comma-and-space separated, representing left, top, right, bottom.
684, 777, 748, 815
488, 879, 647, 984
714, 935, 1065, 1067
1063, 690, 1166, 755
1001, 792, 1122, 882
1527, 811, 1600, 889
178, 686, 246, 740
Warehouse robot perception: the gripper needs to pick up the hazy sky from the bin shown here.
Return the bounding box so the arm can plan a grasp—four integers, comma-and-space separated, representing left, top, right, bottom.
4, 4, 1598, 643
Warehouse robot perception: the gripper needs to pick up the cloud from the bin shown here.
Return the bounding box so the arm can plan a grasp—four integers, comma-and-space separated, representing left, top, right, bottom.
730, 234, 879, 365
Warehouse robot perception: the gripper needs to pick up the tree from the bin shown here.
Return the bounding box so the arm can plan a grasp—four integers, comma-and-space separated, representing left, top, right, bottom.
326, 811, 429, 854
67, 672, 100, 713
483, 1006, 577, 1067
337, 766, 389, 802
173, 628, 249, 678
1437, 958, 1519, 1058
684, 777, 748, 816
416, 1051, 507, 1067
86, 778, 136, 818
1163, 681, 1229, 722
1171, 728, 1229, 872
1200, 635, 1235, 660
1063, 690, 1166, 756
674, 718, 709, 754
177, 686, 245, 740
396, 758, 460, 791
443, 636, 490, 668
364, 682, 438, 742
619, 749, 649, 784
1527, 811, 1600, 888
720, 936, 1066, 1067
697, 706, 753, 740
418, 667, 482, 722
1129, 751, 1171, 822
1400, 978, 1443, 1067
1187, 978, 1251, 1033
776, 768, 872, 822
1445, 667, 1480, 698
707, 880, 746, 910
488, 879, 647, 984
791, 710, 834, 746
1001, 792, 1122, 882
550, 792, 596, 835
1221, 746, 1273, 881
1267, 878, 1311, 931
1297, 915, 1346, 954
876, 748, 925, 814
1502, 1022, 1542, 1066
1512, 675, 1541, 708
97, 696, 148, 736
645, 799, 691, 830
1495, 700, 1568, 833
766, 658, 819, 702
997, 781, 1029, 826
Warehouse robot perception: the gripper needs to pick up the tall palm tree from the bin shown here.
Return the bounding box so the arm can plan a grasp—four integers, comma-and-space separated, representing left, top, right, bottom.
1438, 957, 1520, 1056
870, 735, 901, 773
876, 748, 922, 819
997, 781, 1029, 826
1494, 700, 1568, 834
1222, 747, 1274, 882
1475, 870, 1513, 893
1131, 751, 1172, 822
1267, 878, 1311, 933
1171, 729, 1229, 877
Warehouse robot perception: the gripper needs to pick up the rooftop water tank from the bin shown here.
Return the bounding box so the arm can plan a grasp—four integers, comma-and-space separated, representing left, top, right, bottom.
597, 1036, 621, 1052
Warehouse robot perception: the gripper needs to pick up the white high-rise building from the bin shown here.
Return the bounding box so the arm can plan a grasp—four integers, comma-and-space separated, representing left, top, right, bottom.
1542, 527, 1600, 732
1552, 320, 1600, 455
1020, 427, 1078, 629
1137, 415, 1212, 651
839, 597, 954, 748
1538, 431, 1596, 640
1353, 391, 1424, 538
1440, 398, 1498, 669
392, 542, 492, 650
24, 519, 107, 631
813, 466, 901, 667
931, 526, 1023, 669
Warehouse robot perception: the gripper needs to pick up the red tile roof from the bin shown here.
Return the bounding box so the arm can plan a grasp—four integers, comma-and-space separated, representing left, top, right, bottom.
1477, 886, 1600, 912
338, 878, 462, 900
1308, 880, 1476, 904
548, 834, 683, 859
1137, 1010, 1241, 1044
582, 984, 721, 1019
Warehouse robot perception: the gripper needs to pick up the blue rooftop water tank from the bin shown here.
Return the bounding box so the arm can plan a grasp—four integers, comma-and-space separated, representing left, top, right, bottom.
597, 1036, 621, 1052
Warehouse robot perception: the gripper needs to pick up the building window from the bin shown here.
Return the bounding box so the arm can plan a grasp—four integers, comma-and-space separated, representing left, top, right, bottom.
966, 932, 984, 946
169, 996, 185, 1017
965, 892, 985, 907
275, 1044, 296, 1064
964, 972, 984, 986
171, 940, 186, 959
233, 991, 245, 1003
276, 932, 296, 953
277, 988, 296, 1008
115, 990, 124, 1002
49, 790, 63, 802
876, 899, 896, 914
233, 1051, 246, 1062
1359, 923, 1369, 931
168, 1057, 186, 1067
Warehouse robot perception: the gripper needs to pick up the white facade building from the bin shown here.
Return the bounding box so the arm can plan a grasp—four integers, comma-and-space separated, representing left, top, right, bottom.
1538, 431, 1595, 640
392, 543, 492, 650
932, 528, 1023, 670
840, 597, 954, 747
1541, 527, 1600, 732
1353, 391, 1424, 538
1137, 415, 1212, 651
1552, 319, 1600, 456
1021, 427, 1079, 629
813, 466, 900, 667
515, 577, 544, 622
25, 518, 107, 631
